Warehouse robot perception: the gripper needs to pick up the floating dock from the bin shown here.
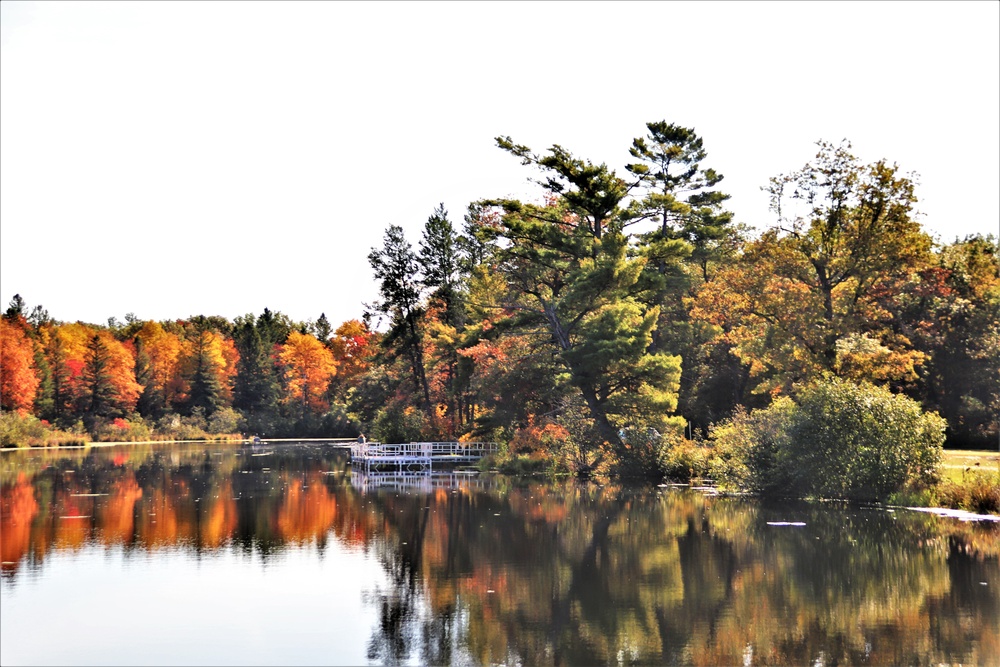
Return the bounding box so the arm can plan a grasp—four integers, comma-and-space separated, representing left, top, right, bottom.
350, 441, 498, 472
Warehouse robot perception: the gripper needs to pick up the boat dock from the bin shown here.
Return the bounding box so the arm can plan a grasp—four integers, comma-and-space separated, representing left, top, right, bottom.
350, 441, 499, 472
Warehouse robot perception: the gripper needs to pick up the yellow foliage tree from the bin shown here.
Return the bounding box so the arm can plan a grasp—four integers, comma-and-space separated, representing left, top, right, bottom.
279, 331, 337, 416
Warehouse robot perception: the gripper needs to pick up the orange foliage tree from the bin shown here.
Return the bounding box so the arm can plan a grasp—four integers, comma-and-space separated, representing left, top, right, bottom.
0, 318, 40, 412
134, 321, 183, 415
47, 323, 98, 416
278, 331, 337, 417
329, 319, 377, 398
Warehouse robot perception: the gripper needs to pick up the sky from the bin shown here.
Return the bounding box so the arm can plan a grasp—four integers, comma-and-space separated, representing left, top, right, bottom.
2, 1, 998, 328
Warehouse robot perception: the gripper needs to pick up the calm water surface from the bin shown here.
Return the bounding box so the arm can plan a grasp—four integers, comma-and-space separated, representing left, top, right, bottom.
1, 441, 997, 666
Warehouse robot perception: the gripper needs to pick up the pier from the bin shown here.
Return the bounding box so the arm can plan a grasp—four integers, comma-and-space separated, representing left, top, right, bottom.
350, 441, 499, 472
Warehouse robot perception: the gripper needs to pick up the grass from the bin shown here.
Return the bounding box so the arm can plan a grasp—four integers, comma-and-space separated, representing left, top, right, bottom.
940, 449, 1000, 483
931, 449, 1000, 514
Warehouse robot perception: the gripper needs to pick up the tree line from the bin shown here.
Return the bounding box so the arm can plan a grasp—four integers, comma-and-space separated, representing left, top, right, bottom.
2, 122, 998, 468
0, 303, 377, 441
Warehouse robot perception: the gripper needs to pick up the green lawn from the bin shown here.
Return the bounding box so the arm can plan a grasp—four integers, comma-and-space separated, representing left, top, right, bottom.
941, 449, 1000, 483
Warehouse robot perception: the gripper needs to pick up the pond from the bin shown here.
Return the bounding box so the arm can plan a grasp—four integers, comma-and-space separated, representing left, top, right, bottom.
1, 441, 997, 666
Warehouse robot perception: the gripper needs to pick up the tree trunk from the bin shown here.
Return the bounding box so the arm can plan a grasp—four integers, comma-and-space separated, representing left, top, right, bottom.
543, 301, 623, 449
405, 312, 433, 414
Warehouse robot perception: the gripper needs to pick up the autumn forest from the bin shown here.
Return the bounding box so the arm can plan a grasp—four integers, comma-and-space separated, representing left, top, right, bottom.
2, 124, 998, 482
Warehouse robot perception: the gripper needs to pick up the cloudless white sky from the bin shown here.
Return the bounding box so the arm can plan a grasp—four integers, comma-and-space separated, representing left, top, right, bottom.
2, 1, 998, 327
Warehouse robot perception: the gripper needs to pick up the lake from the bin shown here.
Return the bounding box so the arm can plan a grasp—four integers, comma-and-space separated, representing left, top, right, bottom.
1, 441, 997, 666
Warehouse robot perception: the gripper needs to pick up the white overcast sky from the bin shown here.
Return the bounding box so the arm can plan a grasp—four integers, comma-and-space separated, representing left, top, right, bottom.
2, 1, 998, 327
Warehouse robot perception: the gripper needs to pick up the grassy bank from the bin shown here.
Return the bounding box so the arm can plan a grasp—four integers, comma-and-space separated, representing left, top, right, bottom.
940, 449, 1000, 481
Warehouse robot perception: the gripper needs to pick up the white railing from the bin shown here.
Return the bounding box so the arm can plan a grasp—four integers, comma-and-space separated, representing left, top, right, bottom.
350, 441, 498, 463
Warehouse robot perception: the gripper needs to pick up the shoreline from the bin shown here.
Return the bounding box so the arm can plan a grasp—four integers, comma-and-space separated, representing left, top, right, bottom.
1, 436, 359, 452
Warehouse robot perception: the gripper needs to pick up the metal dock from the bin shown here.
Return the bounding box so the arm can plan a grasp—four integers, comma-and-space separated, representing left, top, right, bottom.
349, 441, 499, 472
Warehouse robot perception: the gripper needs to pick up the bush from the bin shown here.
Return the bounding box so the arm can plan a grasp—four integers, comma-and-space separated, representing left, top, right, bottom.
154, 413, 210, 441
660, 438, 713, 483
0, 411, 86, 447
712, 379, 946, 502
937, 469, 1000, 514
91, 416, 153, 442
496, 453, 553, 475
710, 398, 798, 495
207, 407, 244, 435
611, 418, 688, 480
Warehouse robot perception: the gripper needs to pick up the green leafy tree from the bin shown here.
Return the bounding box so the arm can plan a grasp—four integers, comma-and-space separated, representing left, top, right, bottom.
903, 236, 1000, 447
693, 141, 933, 395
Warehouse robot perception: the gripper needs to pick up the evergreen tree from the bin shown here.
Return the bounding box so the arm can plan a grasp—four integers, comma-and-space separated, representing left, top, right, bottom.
626, 121, 734, 281
483, 136, 683, 459
31, 338, 55, 419
4, 294, 26, 321
256, 308, 291, 348
83, 334, 114, 419
28, 304, 51, 328
368, 225, 432, 413
233, 316, 280, 431
419, 203, 464, 329
314, 313, 332, 346
46, 329, 72, 423
186, 329, 224, 416
133, 335, 163, 417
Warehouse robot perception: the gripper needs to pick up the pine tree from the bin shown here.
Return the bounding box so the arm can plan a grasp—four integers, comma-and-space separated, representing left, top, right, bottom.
186, 329, 224, 416
483, 136, 683, 456
83, 334, 114, 418
314, 313, 332, 346
233, 317, 279, 429
368, 225, 432, 413
419, 203, 464, 329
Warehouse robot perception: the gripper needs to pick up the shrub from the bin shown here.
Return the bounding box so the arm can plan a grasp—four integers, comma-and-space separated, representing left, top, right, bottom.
0, 411, 86, 447
937, 469, 1000, 514
207, 407, 244, 435
710, 398, 797, 495
711, 379, 946, 502
496, 453, 552, 475
154, 413, 210, 441
509, 418, 571, 453
659, 438, 713, 483
319, 403, 360, 437
968, 470, 1000, 514
91, 416, 152, 442
612, 417, 687, 480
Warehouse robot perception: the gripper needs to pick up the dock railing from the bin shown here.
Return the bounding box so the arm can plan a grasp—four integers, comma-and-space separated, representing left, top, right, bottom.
350, 441, 499, 470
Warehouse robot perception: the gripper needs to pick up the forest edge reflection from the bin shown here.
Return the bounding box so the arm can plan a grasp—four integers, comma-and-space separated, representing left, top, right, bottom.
2, 441, 997, 666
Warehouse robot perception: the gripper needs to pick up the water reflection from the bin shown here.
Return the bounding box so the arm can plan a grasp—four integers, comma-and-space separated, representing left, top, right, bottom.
2, 443, 997, 665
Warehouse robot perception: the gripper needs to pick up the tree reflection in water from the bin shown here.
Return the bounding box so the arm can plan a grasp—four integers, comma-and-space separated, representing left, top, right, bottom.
1, 443, 997, 665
